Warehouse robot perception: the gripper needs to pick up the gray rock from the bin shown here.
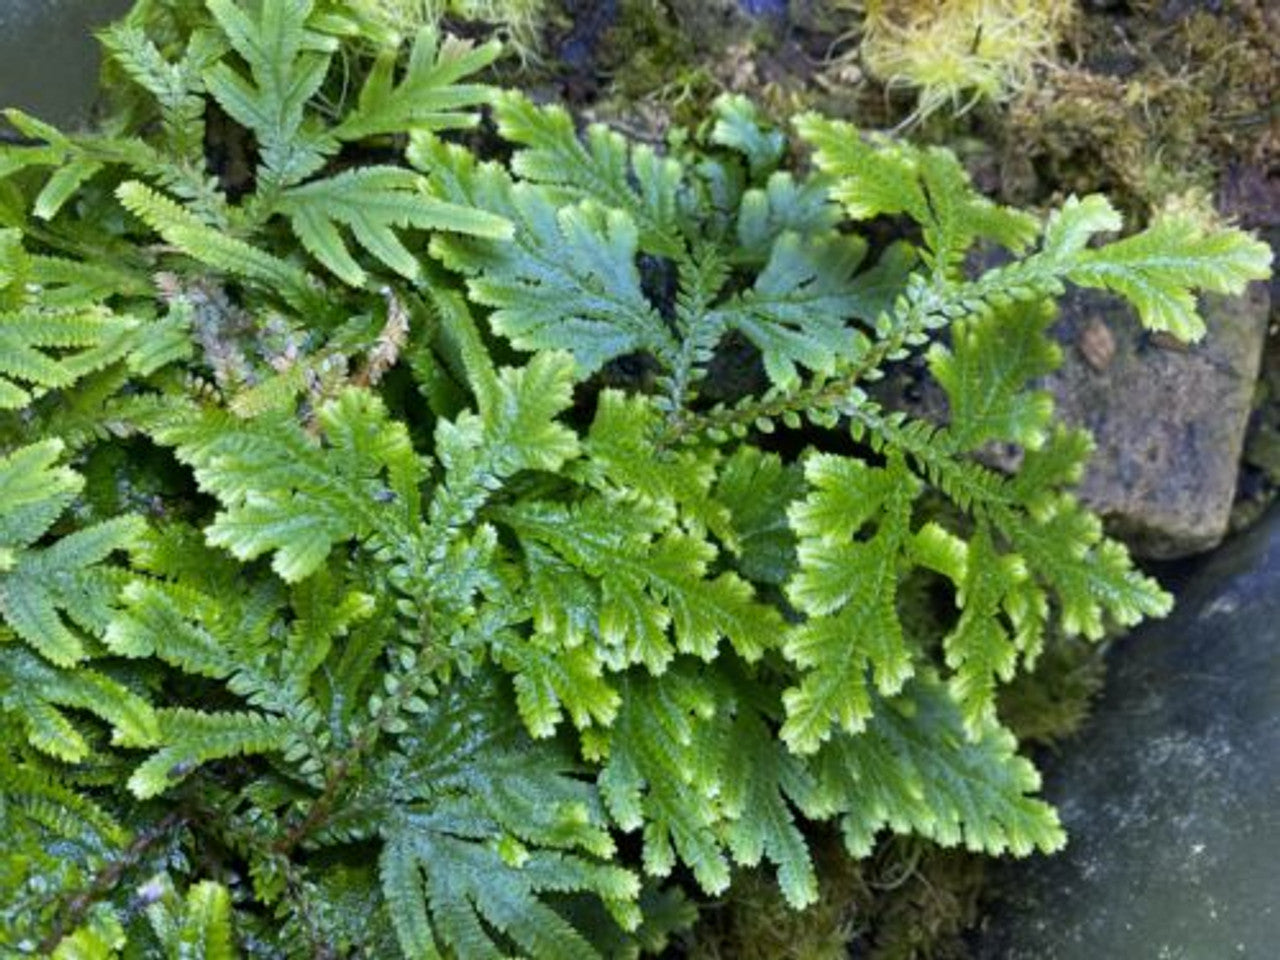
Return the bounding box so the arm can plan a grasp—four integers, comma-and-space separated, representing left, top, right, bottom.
1047, 282, 1270, 558
0, 0, 131, 127
977, 504, 1280, 958
877, 277, 1269, 559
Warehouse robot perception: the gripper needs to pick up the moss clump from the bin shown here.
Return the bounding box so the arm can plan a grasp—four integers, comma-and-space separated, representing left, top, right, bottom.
594, 0, 720, 126
1001, 3, 1276, 215
998, 637, 1107, 748
860, 1, 1074, 121
584, 0, 800, 130
687, 848, 857, 960
688, 835, 988, 960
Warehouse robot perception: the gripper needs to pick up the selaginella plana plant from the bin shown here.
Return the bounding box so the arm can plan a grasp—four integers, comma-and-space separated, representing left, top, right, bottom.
0, 1, 1270, 956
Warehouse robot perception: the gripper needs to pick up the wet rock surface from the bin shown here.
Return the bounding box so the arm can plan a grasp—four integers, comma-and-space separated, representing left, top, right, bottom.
977, 504, 1280, 958
0, 0, 131, 126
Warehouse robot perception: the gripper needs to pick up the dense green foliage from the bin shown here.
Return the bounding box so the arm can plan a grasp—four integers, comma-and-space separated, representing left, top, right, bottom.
0, 2, 1271, 956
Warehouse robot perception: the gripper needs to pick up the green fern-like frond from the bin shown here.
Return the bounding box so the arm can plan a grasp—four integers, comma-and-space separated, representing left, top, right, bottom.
1064, 208, 1273, 340
710, 233, 871, 389
116, 181, 314, 306
203, 0, 338, 191
592, 665, 822, 909
492, 92, 687, 257
0, 440, 81, 550
0, 307, 138, 409
856, 405, 1172, 644
420, 136, 677, 377
374, 673, 640, 960
104, 531, 370, 793
504, 497, 779, 675
0, 645, 157, 761
914, 523, 1044, 735
797, 115, 1038, 276
594, 668, 731, 896
143, 879, 239, 960
50, 907, 128, 959
277, 166, 510, 285
712, 445, 804, 586
0, 496, 142, 666
708, 94, 786, 181
0, 109, 154, 220
929, 300, 1060, 451
810, 677, 1065, 858
576, 390, 732, 543
335, 26, 499, 141
781, 452, 920, 753
0, 443, 154, 766
428, 345, 581, 546
130, 708, 291, 799
99, 22, 222, 167
148, 389, 423, 582
714, 677, 821, 910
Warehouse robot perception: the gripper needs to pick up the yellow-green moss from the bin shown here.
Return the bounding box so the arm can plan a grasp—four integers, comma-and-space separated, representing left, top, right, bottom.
860, 0, 1075, 122
1002, 3, 1276, 214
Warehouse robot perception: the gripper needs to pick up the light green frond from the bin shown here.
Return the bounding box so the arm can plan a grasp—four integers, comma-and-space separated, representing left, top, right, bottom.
929, 300, 1060, 451
496, 636, 619, 738
100, 22, 220, 164
1, 646, 158, 760
711, 233, 867, 388
278, 166, 509, 285
1040, 193, 1122, 258
25, 254, 153, 309
578, 391, 731, 541
51, 907, 126, 960
797, 115, 1038, 275
493, 92, 686, 257
717, 690, 821, 909
203, 0, 337, 190
1065, 211, 1273, 341
0, 440, 81, 548
504, 498, 781, 672
144, 880, 239, 960
0, 307, 138, 409
928, 527, 1041, 735
336, 27, 499, 141
150, 389, 423, 582
735, 171, 841, 265
129, 708, 291, 798
116, 181, 313, 306
0, 514, 143, 667
597, 670, 731, 895
1001, 497, 1172, 640
795, 115, 927, 223
810, 678, 1064, 858
435, 172, 677, 376
712, 446, 804, 586
781, 453, 919, 753
483, 351, 581, 475
708, 94, 785, 181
